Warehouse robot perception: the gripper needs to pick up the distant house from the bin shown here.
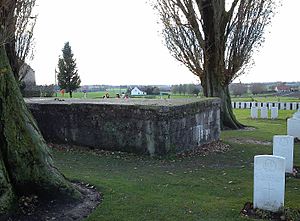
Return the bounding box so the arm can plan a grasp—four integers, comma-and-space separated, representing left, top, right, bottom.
131, 87, 146, 96
275, 85, 291, 92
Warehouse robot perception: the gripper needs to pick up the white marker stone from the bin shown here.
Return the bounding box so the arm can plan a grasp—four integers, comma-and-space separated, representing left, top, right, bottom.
287, 111, 300, 139
271, 107, 278, 119
262, 103, 267, 108
292, 102, 297, 110
251, 107, 258, 119
251, 102, 257, 108
273, 135, 294, 173
260, 107, 268, 119
286, 103, 291, 110
253, 155, 285, 212
232, 102, 235, 108
274, 103, 279, 108
236, 102, 240, 109
280, 103, 285, 110
240, 102, 245, 109
246, 102, 251, 109
257, 102, 262, 108
294, 111, 300, 119
268, 103, 273, 110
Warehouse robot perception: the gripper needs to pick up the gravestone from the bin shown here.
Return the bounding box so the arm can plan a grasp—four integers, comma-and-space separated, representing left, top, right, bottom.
286, 103, 291, 110
270, 107, 278, 119
292, 102, 297, 110
274, 103, 279, 108
232, 102, 235, 109
287, 110, 300, 139
260, 107, 268, 119
280, 102, 285, 110
262, 103, 267, 108
240, 102, 245, 109
251, 107, 258, 119
251, 102, 257, 108
268, 103, 273, 110
273, 135, 294, 173
253, 155, 285, 212
246, 102, 251, 109
257, 102, 262, 108
236, 102, 240, 109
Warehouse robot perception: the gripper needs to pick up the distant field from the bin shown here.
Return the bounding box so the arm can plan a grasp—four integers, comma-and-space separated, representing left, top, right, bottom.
56, 89, 127, 99
231, 96, 300, 103
55, 91, 198, 99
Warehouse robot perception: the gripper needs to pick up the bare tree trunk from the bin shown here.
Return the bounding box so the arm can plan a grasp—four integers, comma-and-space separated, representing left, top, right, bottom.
0, 45, 81, 215
201, 1, 243, 129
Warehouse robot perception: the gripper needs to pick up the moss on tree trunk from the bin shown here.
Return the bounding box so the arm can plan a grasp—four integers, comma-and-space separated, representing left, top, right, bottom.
0, 45, 81, 216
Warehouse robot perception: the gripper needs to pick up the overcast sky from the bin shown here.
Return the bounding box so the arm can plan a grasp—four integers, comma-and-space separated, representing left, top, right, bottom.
32, 0, 300, 86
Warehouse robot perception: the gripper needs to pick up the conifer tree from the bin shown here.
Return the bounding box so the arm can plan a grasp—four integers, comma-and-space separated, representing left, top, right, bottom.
57, 42, 81, 98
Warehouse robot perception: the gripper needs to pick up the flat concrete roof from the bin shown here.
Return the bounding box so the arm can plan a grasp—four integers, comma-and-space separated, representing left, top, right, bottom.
25, 97, 216, 107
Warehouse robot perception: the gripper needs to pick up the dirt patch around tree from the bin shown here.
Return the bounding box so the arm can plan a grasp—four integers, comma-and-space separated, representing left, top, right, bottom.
5, 182, 101, 221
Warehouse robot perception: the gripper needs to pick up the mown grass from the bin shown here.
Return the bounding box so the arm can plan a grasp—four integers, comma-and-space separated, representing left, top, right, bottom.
55, 91, 197, 99
52, 109, 300, 221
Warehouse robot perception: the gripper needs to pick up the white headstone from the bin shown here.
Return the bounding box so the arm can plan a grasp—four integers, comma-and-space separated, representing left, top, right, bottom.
232, 102, 235, 108
287, 111, 300, 139
240, 102, 245, 109
236, 102, 240, 109
280, 103, 285, 110
253, 155, 285, 212
262, 103, 267, 108
293, 110, 300, 119
246, 102, 251, 109
292, 103, 297, 110
273, 135, 294, 173
251, 102, 257, 108
270, 107, 278, 119
274, 103, 279, 108
286, 103, 291, 110
260, 107, 268, 119
251, 107, 258, 119
268, 103, 273, 110
257, 102, 262, 108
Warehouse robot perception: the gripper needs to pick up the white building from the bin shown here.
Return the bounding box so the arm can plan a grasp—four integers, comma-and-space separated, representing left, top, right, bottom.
131, 87, 146, 96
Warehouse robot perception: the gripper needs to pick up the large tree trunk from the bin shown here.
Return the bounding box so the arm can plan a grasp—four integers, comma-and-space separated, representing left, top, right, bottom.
200, 0, 244, 130
202, 71, 243, 129
0, 45, 81, 215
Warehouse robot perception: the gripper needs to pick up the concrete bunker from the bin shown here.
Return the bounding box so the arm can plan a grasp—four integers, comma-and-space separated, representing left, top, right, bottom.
26, 98, 221, 156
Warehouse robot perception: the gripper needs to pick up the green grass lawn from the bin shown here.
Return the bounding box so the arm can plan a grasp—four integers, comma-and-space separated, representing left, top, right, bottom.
55, 91, 197, 99
52, 109, 300, 221
56, 90, 127, 99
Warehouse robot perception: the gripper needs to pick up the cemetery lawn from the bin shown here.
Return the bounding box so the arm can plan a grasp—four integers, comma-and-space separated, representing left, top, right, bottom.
52, 109, 300, 221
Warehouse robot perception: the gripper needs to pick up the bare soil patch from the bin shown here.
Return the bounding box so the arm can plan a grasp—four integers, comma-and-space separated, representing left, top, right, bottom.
176, 140, 230, 158
5, 182, 101, 221
240, 202, 300, 220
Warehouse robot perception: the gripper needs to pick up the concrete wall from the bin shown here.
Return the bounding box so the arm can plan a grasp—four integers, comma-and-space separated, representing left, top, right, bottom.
26, 98, 221, 156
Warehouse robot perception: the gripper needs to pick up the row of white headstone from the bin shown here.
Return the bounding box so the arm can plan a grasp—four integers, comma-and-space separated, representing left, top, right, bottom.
232, 102, 300, 110
253, 111, 300, 212
254, 135, 294, 212
251, 107, 278, 119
